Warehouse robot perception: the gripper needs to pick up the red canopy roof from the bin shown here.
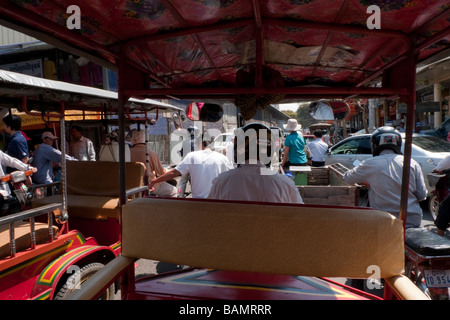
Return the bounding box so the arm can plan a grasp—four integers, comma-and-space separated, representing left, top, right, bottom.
0, 0, 449, 102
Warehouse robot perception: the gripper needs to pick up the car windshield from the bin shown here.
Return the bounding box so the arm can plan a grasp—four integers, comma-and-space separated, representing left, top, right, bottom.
330, 137, 371, 155
413, 135, 450, 152
215, 134, 232, 143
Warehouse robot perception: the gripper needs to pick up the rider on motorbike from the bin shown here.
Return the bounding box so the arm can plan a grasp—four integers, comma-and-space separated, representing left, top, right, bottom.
343, 126, 427, 228
432, 154, 450, 236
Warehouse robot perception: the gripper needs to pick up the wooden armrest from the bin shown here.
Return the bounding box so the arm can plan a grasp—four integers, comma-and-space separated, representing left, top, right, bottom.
125, 186, 148, 197
385, 275, 430, 300
64, 256, 134, 300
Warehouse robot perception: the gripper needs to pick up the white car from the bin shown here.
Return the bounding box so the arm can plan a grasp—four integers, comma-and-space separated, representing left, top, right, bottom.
213, 133, 234, 155
325, 133, 450, 195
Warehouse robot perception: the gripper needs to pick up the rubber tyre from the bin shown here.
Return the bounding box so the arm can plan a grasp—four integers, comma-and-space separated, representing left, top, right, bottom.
54, 262, 114, 300
428, 195, 440, 222
405, 261, 431, 299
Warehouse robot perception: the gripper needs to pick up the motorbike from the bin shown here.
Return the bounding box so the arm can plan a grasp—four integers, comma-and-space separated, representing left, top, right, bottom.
428, 170, 450, 222
402, 170, 450, 300
0, 169, 36, 217
405, 170, 450, 300
404, 226, 450, 299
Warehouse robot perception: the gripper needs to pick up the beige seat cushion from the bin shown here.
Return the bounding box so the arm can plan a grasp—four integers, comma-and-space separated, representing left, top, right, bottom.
31, 161, 146, 221
0, 221, 59, 259
121, 198, 405, 279
33, 195, 120, 220
66, 161, 145, 197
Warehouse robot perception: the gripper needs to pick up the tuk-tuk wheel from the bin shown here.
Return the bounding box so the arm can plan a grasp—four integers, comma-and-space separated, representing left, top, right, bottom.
54, 262, 114, 300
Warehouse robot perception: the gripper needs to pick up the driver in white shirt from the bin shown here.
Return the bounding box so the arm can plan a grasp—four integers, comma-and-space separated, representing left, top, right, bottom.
208, 123, 303, 204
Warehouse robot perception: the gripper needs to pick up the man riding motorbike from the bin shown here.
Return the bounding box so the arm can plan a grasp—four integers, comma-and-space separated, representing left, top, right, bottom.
343, 126, 427, 229
432, 154, 450, 236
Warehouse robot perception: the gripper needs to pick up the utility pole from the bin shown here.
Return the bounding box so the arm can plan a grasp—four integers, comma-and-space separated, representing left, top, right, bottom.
368, 99, 377, 133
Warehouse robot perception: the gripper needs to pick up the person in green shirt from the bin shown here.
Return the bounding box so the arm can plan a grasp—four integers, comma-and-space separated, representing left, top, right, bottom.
281, 119, 307, 170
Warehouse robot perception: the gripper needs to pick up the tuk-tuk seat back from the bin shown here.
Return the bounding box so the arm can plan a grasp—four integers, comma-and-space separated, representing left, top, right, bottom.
65, 161, 145, 197
121, 198, 405, 279
32, 161, 146, 221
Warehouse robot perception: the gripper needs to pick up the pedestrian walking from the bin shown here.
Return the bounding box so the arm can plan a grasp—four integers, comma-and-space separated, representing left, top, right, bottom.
281, 119, 307, 170
69, 125, 96, 161
31, 131, 77, 185
307, 130, 328, 167
2, 114, 29, 173
149, 133, 233, 198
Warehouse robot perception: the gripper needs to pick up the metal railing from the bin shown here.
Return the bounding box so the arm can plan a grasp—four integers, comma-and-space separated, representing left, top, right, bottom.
0, 203, 62, 258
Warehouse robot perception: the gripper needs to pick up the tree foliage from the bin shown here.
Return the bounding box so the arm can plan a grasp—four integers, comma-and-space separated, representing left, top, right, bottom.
296, 102, 320, 129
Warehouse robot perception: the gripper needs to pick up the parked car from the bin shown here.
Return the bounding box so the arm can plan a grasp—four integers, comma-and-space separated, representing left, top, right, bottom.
213, 133, 234, 154
324, 133, 450, 194
424, 117, 450, 140
270, 127, 285, 163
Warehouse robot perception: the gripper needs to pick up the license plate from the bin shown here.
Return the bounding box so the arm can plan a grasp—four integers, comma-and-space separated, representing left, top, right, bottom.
423, 270, 450, 288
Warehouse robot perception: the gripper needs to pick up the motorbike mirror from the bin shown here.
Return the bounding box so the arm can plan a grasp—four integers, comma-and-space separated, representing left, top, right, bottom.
308, 100, 350, 121
186, 102, 223, 122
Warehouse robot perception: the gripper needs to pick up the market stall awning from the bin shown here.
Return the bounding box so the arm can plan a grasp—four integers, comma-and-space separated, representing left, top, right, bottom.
0, 69, 182, 114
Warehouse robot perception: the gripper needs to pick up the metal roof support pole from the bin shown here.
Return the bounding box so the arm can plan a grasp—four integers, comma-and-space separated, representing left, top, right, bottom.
117, 60, 148, 206
384, 52, 418, 230
117, 63, 130, 207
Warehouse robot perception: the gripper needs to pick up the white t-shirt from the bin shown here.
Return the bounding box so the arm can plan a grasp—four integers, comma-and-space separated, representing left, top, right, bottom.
175, 149, 234, 198
343, 149, 427, 228
435, 154, 450, 172
307, 138, 328, 162
208, 163, 303, 204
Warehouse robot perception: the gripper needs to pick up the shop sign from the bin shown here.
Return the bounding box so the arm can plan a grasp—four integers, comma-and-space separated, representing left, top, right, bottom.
0, 59, 43, 77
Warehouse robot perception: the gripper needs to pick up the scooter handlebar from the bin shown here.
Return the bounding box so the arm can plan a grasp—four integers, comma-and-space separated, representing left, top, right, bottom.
0, 169, 35, 183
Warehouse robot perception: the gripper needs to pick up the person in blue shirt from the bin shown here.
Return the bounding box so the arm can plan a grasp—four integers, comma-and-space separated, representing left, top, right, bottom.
281, 119, 307, 170
415, 122, 422, 133
31, 131, 77, 185
2, 114, 29, 173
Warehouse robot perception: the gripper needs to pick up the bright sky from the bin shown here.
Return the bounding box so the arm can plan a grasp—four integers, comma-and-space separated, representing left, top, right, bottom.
278, 103, 300, 112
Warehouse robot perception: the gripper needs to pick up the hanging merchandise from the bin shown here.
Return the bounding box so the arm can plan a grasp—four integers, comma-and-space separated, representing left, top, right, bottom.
89, 62, 103, 87
59, 59, 72, 82
43, 58, 57, 80
68, 55, 79, 84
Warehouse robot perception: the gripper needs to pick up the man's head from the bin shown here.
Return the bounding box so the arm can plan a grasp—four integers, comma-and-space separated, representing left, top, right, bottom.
234, 122, 273, 166
313, 129, 323, 139
2, 114, 21, 133
41, 131, 58, 145
201, 132, 214, 149
283, 119, 301, 132
371, 126, 402, 156
70, 125, 83, 141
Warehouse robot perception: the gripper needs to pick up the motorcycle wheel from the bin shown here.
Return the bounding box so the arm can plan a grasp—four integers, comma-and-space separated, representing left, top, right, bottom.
428, 195, 440, 222
405, 261, 431, 299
